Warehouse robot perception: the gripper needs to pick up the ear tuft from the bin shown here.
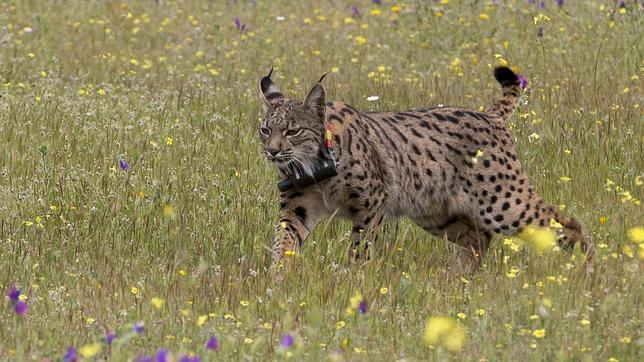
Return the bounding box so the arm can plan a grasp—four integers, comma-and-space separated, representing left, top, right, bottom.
259, 66, 283, 108
317, 72, 329, 84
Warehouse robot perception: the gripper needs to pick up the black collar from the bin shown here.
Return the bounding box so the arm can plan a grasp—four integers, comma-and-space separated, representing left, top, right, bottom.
277, 150, 338, 192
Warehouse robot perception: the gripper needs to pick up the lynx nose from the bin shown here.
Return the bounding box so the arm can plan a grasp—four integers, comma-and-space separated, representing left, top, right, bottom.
266, 148, 280, 158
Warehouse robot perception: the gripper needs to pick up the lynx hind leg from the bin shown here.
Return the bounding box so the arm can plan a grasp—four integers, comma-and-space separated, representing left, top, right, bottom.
473, 188, 591, 257
415, 215, 493, 274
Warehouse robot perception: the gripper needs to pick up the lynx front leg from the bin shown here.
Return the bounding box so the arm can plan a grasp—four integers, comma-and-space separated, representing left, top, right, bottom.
348, 201, 386, 261
270, 189, 327, 271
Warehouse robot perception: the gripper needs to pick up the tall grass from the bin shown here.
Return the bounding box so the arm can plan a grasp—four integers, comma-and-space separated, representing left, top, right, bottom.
0, 1, 641, 360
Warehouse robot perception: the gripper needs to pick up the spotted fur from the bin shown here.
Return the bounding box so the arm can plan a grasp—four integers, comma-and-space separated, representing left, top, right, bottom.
258, 66, 591, 273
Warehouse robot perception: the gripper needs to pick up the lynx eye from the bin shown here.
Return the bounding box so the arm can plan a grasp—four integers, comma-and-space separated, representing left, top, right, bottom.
259, 127, 271, 137
284, 128, 302, 137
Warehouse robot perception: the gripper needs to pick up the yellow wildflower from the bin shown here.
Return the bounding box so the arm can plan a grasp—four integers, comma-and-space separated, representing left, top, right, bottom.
626, 227, 644, 243
379, 287, 388, 295
517, 225, 556, 253
79, 343, 102, 358
424, 316, 466, 351
151, 297, 165, 310
532, 329, 546, 338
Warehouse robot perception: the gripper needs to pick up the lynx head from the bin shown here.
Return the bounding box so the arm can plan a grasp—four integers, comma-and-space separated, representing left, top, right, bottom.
258, 68, 328, 176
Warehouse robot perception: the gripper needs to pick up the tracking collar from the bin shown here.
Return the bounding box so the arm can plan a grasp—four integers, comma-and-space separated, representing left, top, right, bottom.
277, 123, 338, 192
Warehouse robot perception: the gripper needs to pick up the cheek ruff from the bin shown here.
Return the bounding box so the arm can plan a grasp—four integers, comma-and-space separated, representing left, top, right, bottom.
277, 123, 338, 192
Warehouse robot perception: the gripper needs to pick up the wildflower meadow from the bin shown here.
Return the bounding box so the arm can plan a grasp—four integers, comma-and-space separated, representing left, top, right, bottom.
1, 0, 642, 361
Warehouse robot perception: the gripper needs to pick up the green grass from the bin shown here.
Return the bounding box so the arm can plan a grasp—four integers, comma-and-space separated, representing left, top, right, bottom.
1, 0, 642, 360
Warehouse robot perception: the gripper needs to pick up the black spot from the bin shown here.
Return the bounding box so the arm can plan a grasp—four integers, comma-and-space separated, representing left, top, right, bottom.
412, 144, 421, 155
445, 115, 460, 124
483, 160, 491, 168
502, 202, 510, 211
490, 195, 498, 204
433, 113, 446, 121
495, 185, 502, 192
327, 114, 344, 124
494, 214, 504, 222
489, 175, 496, 182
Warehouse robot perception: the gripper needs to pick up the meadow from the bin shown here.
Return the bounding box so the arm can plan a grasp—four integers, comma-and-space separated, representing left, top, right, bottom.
1, 0, 642, 360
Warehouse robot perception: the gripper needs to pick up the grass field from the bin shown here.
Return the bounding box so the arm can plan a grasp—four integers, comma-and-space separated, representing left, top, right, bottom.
1, 0, 642, 361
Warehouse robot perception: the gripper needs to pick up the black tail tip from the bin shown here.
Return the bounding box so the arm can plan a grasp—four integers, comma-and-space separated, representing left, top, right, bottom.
494, 66, 519, 86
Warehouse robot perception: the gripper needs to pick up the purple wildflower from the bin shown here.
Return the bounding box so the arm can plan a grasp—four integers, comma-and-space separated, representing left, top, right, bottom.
280, 334, 294, 348
619, 1, 625, 8
7, 286, 20, 303
119, 159, 129, 171
359, 300, 368, 314
518, 75, 528, 90
205, 336, 219, 351
133, 321, 145, 334
179, 355, 201, 362
233, 17, 248, 33
14, 300, 28, 316
106, 332, 117, 345
63, 347, 78, 362
537, 27, 544, 37
539, 1, 545, 8
156, 348, 170, 362
372, 0, 382, 5
135, 356, 153, 362
555, 0, 563, 6
351, 5, 361, 17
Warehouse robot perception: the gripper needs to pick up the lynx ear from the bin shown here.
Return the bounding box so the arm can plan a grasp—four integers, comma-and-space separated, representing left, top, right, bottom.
259, 67, 283, 111
304, 82, 326, 118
